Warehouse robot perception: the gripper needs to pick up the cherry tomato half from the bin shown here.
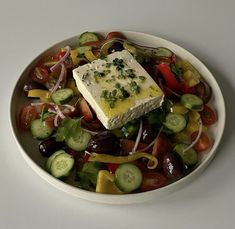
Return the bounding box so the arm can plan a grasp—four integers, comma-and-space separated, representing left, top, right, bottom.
19, 105, 38, 130
191, 131, 211, 153
32, 66, 49, 84
78, 98, 93, 122
152, 134, 172, 169
200, 105, 217, 126
195, 82, 212, 104
140, 172, 167, 192
44, 115, 57, 130
106, 31, 125, 40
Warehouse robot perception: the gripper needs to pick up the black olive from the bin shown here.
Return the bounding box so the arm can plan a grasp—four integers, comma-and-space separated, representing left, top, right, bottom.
39, 137, 65, 157
141, 124, 155, 144
162, 153, 184, 181
87, 131, 121, 155
108, 42, 124, 54
23, 81, 46, 96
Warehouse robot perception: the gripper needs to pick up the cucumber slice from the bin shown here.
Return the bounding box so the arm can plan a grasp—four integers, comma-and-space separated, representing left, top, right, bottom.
114, 163, 143, 193
181, 94, 203, 110
31, 119, 53, 139
46, 150, 65, 172
51, 88, 74, 105
76, 46, 92, 55
173, 144, 198, 166
66, 130, 91, 151
79, 32, 99, 45
50, 152, 74, 178
163, 113, 187, 133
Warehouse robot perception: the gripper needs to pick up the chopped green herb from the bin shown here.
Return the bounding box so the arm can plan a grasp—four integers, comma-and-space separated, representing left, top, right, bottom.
139, 75, 146, 81
115, 82, 121, 89
106, 62, 112, 68
125, 69, 136, 78
100, 89, 118, 108
55, 117, 82, 142
94, 71, 105, 78
170, 64, 182, 78
101, 90, 108, 98
120, 87, 130, 98
130, 81, 140, 94
113, 58, 125, 71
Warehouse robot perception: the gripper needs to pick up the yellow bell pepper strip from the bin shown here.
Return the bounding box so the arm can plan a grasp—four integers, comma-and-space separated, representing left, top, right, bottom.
172, 103, 188, 114
84, 50, 97, 62
88, 152, 158, 169
96, 170, 123, 194
66, 78, 80, 96
70, 49, 79, 65
177, 60, 200, 87
28, 89, 51, 99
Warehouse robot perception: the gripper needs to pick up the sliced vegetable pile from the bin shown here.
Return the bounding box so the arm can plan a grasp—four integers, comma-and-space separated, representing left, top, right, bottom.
19, 31, 217, 194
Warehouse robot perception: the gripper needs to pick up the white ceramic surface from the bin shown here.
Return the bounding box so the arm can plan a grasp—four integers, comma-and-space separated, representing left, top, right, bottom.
10, 31, 225, 204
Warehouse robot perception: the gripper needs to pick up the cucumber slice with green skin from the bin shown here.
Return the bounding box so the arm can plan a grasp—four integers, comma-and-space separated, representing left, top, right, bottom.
181, 94, 203, 110
115, 163, 143, 193
76, 46, 92, 55
46, 150, 65, 172
66, 130, 91, 151
31, 119, 53, 139
173, 144, 198, 166
79, 32, 99, 45
51, 88, 74, 105
50, 152, 74, 178
163, 113, 187, 133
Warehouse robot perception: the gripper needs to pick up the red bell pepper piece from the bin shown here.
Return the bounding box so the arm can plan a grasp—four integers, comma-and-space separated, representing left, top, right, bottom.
157, 63, 182, 91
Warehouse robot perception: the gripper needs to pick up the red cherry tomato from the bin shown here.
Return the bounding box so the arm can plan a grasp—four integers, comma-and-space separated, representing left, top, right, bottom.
195, 82, 212, 104
83, 153, 90, 163
151, 134, 172, 169
106, 163, 119, 173
191, 131, 211, 153
180, 82, 196, 94
32, 66, 49, 84
78, 98, 93, 122
200, 105, 217, 126
140, 172, 167, 192
19, 105, 38, 130
52, 51, 66, 61
44, 115, 57, 129
106, 31, 125, 40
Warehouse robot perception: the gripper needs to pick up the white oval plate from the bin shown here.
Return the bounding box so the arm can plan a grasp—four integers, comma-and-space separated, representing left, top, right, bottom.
10, 31, 225, 204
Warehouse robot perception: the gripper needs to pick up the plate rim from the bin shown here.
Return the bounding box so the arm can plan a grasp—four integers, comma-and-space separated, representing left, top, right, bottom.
10, 30, 226, 204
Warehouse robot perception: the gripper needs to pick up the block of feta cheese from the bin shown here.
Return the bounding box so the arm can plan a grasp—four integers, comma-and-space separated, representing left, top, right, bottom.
73, 50, 164, 129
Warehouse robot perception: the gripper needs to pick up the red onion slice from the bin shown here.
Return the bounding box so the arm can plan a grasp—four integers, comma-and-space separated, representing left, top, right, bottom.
50, 46, 71, 72
182, 119, 203, 153
50, 63, 66, 94
82, 128, 99, 136
131, 120, 143, 154
140, 126, 163, 152
54, 105, 65, 119
54, 114, 60, 127
63, 104, 75, 112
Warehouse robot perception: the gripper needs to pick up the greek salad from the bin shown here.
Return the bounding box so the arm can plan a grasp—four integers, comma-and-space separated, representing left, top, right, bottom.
18, 31, 217, 194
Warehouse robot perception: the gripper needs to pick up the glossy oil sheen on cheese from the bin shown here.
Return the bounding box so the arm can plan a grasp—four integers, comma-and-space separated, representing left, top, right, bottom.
73, 50, 164, 129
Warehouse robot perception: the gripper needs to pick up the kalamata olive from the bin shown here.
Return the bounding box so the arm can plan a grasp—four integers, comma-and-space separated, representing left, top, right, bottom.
39, 137, 65, 157
23, 81, 46, 96
141, 124, 155, 144
87, 131, 121, 155
162, 152, 184, 181
108, 42, 124, 53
